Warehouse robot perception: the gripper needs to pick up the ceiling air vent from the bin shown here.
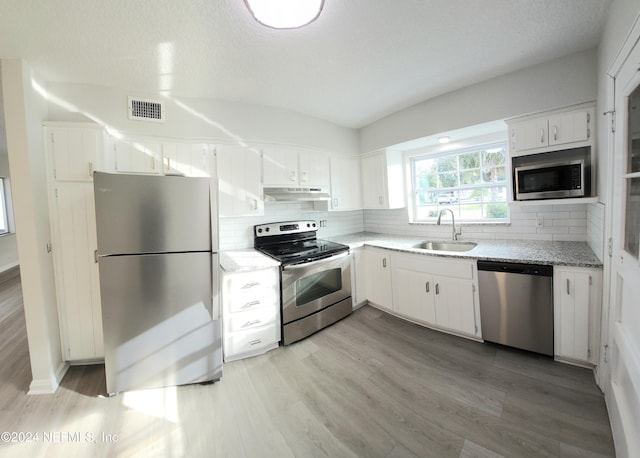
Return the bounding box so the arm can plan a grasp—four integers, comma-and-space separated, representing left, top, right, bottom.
128, 97, 165, 122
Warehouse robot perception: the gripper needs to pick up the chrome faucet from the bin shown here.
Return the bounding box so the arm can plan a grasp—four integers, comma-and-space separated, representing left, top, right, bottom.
437, 209, 462, 241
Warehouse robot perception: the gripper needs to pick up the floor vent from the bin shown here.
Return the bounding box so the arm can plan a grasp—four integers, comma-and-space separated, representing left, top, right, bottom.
128, 97, 165, 122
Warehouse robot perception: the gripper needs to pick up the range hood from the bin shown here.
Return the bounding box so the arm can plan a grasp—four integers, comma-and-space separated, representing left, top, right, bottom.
264, 186, 331, 202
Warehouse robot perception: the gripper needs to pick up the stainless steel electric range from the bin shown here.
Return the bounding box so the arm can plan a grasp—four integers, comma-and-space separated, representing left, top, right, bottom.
254, 220, 352, 345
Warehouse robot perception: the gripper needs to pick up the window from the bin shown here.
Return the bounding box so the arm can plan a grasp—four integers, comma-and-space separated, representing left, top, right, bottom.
0, 178, 10, 235
410, 142, 509, 223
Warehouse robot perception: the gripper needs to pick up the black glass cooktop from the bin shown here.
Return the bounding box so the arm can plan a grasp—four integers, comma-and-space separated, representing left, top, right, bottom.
256, 239, 348, 265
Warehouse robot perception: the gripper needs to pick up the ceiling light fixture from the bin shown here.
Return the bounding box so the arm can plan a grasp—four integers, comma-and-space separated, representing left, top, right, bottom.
438, 136, 451, 144
244, 0, 324, 29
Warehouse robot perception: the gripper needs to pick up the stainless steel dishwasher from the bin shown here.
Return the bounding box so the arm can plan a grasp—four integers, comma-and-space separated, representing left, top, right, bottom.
478, 261, 554, 356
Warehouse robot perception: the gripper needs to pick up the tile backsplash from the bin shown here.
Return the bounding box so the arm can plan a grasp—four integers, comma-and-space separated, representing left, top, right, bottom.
220, 201, 604, 255
363, 203, 590, 242
219, 202, 364, 250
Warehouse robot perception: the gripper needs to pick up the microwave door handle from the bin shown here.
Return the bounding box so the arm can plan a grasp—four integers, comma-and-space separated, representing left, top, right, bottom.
282, 251, 349, 270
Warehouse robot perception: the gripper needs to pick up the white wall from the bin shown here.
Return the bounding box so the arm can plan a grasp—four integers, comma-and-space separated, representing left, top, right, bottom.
1, 59, 64, 394
0, 152, 18, 272
360, 48, 598, 153
44, 83, 359, 154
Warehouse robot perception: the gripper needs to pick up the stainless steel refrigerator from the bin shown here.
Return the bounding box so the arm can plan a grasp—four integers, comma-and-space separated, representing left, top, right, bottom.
93, 172, 222, 395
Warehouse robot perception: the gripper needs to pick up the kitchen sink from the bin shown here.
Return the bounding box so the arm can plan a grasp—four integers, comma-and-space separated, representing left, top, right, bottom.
413, 241, 477, 252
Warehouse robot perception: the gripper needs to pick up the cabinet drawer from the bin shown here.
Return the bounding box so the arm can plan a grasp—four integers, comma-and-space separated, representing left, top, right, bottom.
225, 307, 278, 333
225, 324, 279, 357
224, 269, 279, 292
227, 288, 279, 313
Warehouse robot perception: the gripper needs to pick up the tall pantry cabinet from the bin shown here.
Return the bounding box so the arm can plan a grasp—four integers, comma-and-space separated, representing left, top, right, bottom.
45, 123, 105, 361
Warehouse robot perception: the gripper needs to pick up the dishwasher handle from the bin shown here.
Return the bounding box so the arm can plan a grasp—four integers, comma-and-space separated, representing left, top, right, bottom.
477, 261, 553, 277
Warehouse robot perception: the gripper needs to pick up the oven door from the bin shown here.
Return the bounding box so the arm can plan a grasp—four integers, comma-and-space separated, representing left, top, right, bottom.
281, 251, 351, 325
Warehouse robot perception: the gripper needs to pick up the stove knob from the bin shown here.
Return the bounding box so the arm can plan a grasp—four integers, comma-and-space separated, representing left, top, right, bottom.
312, 223, 316, 227
257, 228, 263, 233
265, 227, 270, 232
307, 223, 311, 228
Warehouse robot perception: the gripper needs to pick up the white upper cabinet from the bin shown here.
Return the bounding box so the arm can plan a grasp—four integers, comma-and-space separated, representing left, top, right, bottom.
510, 117, 550, 152
112, 137, 162, 174
329, 155, 362, 211
162, 142, 216, 177
361, 149, 405, 209
217, 144, 264, 217
548, 111, 590, 146
507, 104, 595, 157
263, 146, 330, 187
45, 124, 105, 181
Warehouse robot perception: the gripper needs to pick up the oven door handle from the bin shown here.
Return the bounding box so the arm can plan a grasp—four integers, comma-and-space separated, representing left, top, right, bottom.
282, 251, 349, 270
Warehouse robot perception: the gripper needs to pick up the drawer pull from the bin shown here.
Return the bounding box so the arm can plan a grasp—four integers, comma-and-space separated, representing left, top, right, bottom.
566, 278, 570, 295
435, 283, 440, 295
241, 300, 261, 309
249, 339, 262, 346
242, 320, 261, 328
425, 281, 430, 293
241, 282, 260, 289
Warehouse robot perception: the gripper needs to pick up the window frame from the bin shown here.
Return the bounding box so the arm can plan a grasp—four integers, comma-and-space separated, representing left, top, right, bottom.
0, 177, 12, 236
408, 141, 511, 224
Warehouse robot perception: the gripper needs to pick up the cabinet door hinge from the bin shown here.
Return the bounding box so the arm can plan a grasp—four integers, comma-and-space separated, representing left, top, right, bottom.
603, 110, 616, 133
608, 237, 613, 257
55, 188, 58, 198
50, 132, 54, 143
603, 344, 609, 363
589, 275, 593, 286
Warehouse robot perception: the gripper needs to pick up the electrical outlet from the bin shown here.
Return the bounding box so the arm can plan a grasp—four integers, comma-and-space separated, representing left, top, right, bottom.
536, 216, 544, 228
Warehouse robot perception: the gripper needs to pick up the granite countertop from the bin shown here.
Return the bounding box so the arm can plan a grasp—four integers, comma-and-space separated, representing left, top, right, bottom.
219, 249, 280, 272
328, 232, 603, 268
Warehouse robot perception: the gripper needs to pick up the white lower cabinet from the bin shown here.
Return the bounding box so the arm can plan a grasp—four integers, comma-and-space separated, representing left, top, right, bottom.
222, 267, 280, 361
553, 266, 602, 365
363, 247, 393, 311
391, 252, 481, 339
351, 248, 367, 308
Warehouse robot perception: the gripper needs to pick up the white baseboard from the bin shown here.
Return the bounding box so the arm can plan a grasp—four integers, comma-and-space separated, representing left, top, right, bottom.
27, 361, 69, 395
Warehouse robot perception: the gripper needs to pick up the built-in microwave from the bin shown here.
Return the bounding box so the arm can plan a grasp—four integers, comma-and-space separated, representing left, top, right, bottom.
514, 159, 585, 200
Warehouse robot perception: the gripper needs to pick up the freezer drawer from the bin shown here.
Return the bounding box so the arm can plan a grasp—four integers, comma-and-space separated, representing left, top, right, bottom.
99, 252, 222, 394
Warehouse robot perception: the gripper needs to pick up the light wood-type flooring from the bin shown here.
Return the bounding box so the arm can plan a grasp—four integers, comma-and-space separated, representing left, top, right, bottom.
0, 274, 615, 457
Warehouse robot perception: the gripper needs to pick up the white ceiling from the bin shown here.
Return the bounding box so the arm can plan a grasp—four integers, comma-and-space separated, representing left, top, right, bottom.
0, 0, 612, 130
